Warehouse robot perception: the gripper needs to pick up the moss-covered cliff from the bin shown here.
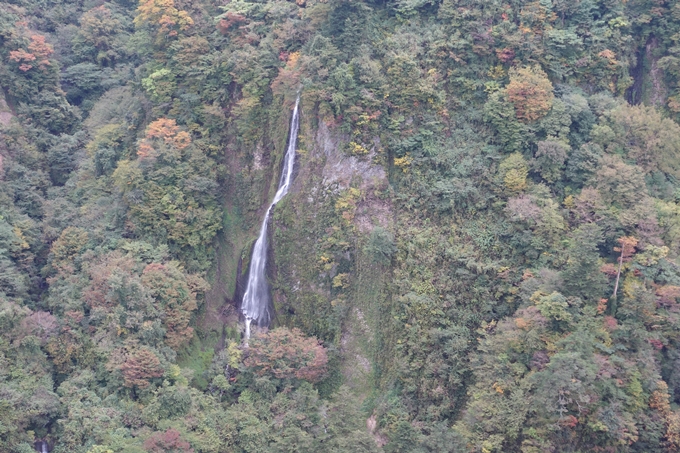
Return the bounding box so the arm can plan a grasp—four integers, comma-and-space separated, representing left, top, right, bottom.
6, 0, 680, 451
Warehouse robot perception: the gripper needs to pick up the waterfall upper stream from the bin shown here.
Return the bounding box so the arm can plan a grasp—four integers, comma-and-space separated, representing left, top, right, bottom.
241, 97, 300, 339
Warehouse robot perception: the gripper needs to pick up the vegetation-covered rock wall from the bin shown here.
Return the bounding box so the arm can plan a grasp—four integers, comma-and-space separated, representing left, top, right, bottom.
4, 0, 680, 451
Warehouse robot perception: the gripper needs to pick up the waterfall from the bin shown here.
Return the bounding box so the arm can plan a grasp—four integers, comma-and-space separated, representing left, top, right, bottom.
241, 96, 300, 338
41, 441, 48, 453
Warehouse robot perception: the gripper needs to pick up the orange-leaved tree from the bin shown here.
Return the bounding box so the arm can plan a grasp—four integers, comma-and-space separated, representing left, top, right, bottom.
271, 52, 302, 100
245, 327, 328, 383
217, 12, 247, 34
134, 0, 193, 43
137, 118, 191, 160
506, 65, 554, 122
9, 34, 53, 72
120, 347, 165, 388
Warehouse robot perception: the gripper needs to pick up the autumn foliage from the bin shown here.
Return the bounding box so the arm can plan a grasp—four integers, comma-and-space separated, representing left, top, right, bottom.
9, 34, 53, 71
143, 428, 193, 453
79, 5, 123, 65
217, 12, 247, 34
135, 0, 193, 40
121, 347, 165, 388
141, 263, 199, 350
81, 252, 137, 309
656, 285, 680, 307
611, 236, 638, 299
615, 236, 638, 263
137, 118, 191, 160
48, 227, 89, 275
19, 311, 58, 343
496, 47, 515, 63
245, 327, 328, 383
271, 52, 302, 98
506, 66, 554, 122
80, 6, 119, 47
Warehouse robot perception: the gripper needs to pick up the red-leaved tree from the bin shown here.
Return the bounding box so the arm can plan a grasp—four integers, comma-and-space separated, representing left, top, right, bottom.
245, 327, 328, 383
144, 428, 193, 453
120, 348, 164, 388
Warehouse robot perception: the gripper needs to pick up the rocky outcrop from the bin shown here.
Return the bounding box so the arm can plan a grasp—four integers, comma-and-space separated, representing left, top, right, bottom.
271, 113, 392, 405
0, 91, 12, 126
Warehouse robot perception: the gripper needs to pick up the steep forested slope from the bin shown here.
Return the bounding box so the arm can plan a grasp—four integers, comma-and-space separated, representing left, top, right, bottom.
3, 0, 680, 452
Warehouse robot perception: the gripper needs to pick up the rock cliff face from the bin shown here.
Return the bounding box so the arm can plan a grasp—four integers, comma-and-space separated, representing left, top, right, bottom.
0, 91, 13, 126
202, 103, 295, 342
628, 36, 669, 108
204, 103, 392, 355
269, 114, 392, 394
318, 121, 387, 192
0, 92, 11, 176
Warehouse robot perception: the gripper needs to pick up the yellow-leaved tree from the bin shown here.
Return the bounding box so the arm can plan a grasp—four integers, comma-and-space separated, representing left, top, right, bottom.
134, 0, 193, 44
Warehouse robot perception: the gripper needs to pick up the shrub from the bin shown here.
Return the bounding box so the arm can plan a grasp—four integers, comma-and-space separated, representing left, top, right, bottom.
364, 226, 396, 265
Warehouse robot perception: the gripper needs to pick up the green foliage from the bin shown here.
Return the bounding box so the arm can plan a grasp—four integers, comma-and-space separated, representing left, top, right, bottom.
142, 68, 176, 103
364, 227, 396, 265
484, 91, 527, 152
112, 118, 221, 269
498, 153, 529, 194
605, 104, 680, 177
4, 0, 680, 451
562, 223, 607, 302
534, 140, 568, 183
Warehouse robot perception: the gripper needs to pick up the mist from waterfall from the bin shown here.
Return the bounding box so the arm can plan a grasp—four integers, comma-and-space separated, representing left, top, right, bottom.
241, 96, 300, 339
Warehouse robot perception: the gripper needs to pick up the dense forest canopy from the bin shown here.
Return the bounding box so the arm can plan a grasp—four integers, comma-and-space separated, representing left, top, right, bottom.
3, 0, 680, 452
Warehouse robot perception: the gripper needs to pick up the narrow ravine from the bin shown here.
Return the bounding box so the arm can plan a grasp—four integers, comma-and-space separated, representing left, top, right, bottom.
241, 96, 301, 339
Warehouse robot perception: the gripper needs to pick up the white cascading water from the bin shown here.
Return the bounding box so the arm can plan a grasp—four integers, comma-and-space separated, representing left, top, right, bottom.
241, 96, 300, 339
